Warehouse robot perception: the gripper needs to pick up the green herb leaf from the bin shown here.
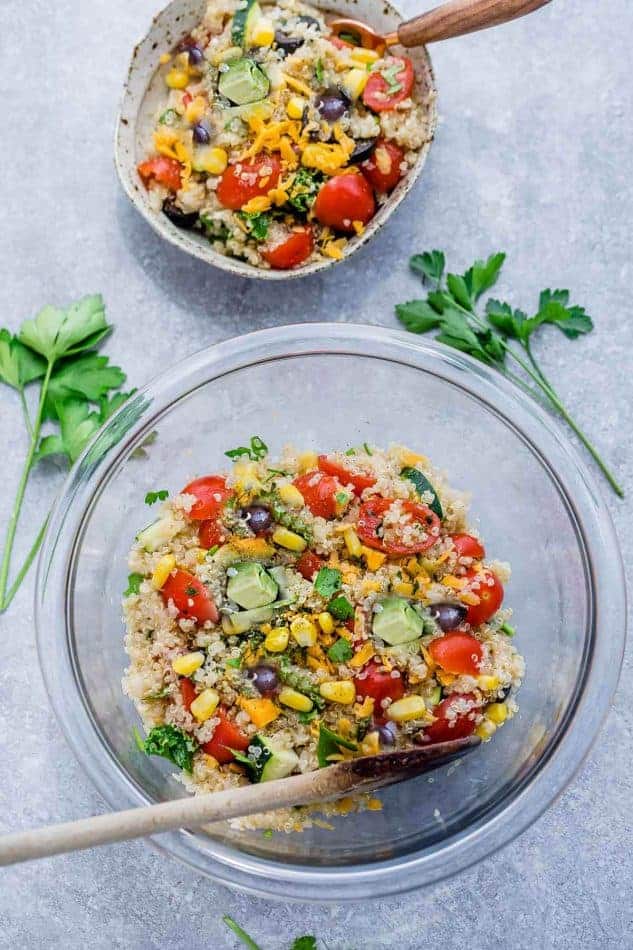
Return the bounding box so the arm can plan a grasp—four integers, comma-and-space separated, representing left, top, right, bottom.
327, 638, 353, 664
286, 168, 322, 213
43, 354, 125, 420
315, 58, 324, 83
532, 290, 593, 339
0, 329, 46, 390
124, 572, 144, 596
222, 916, 262, 950
35, 397, 103, 464
485, 299, 527, 339
410, 250, 445, 285
317, 724, 357, 767
328, 595, 354, 621
145, 489, 169, 506
225, 435, 268, 461
159, 108, 178, 126
314, 567, 342, 600
291, 938, 317, 950
97, 389, 135, 423
297, 708, 318, 724
238, 211, 270, 241
395, 300, 441, 334
446, 273, 473, 310
230, 736, 272, 783
141, 724, 198, 773
463, 252, 505, 301
500, 621, 516, 637
19, 294, 109, 362
363, 442, 372, 456
401, 467, 443, 519
225, 656, 242, 668
200, 213, 230, 241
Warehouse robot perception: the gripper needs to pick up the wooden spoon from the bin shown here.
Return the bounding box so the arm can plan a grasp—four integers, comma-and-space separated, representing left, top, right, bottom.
330, 0, 551, 51
0, 737, 479, 866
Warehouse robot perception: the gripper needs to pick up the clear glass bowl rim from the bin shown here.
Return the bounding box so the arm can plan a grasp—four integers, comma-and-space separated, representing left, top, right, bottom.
35, 323, 626, 901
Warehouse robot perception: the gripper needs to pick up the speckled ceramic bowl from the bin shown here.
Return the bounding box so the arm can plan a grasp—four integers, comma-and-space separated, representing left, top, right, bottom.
114, 0, 437, 279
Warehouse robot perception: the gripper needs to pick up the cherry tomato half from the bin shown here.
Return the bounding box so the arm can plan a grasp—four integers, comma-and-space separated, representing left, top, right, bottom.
161, 569, 219, 624
463, 569, 504, 626
294, 471, 342, 519
317, 455, 376, 496
424, 693, 479, 743
202, 709, 251, 764
355, 661, 405, 720
428, 633, 483, 676
357, 498, 441, 555
179, 677, 197, 712
183, 475, 233, 520
216, 154, 281, 210
361, 139, 405, 193
261, 225, 314, 270
362, 56, 415, 112
198, 517, 228, 549
137, 156, 182, 191
451, 533, 485, 560
295, 550, 325, 581
313, 173, 375, 234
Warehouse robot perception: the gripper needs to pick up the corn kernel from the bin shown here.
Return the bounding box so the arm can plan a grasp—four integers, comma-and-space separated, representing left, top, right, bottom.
400, 449, 427, 467
350, 47, 380, 64
264, 627, 290, 652
286, 95, 307, 119
476, 719, 497, 740
279, 687, 313, 712
250, 17, 275, 46
343, 526, 362, 558
477, 675, 500, 691
240, 697, 280, 728
319, 680, 356, 704
165, 68, 190, 89
341, 68, 369, 100
195, 548, 206, 564
485, 702, 508, 725
290, 616, 318, 647
362, 547, 386, 571
151, 554, 176, 589
318, 612, 335, 635
272, 526, 307, 552
406, 557, 421, 576
185, 95, 206, 125
172, 651, 205, 676
278, 483, 305, 508
298, 451, 318, 473
387, 695, 427, 722
190, 687, 219, 721
193, 146, 228, 175
361, 579, 382, 595
349, 642, 375, 669
366, 796, 383, 811
159, 53, 172, 65
203, 753, 219, 769
393, 581, 414, 597
360, 730, 380, 755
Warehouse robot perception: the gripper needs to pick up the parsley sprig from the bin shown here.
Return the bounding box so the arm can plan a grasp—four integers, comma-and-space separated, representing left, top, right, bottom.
222, 917, 316, 950
0, 294, 133, 611
396, 251, 623, 497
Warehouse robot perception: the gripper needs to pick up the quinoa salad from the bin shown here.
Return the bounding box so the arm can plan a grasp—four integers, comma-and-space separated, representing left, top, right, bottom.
136, 0, 435, 270
123, 440, 524, 832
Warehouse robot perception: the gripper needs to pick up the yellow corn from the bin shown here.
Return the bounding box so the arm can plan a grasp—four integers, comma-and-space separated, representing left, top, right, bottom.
476, 719, 497, 740
298, 451, 318, 473
195, 548, 207, 564
172, 651, 205, 676
159, 53, 172, 65
185, 95, 206, 124
366, 797, 383, 811
341, 68, 369, 100
279, 687, 313, 712
360, 730, 380, 756
393, 581, 414, 597
240, 697, 280, 728
278, 483, 305, 508
400, 449, 427, 467
485, 702, 508, 725
203, 754, 219, 768
286, 95, 307, 119
165, 68, 190, 89
194, 146, 228, 175
250, 17, 275, 46
190, 688, 220, 722
290, 616, 318, 647
387, 695, 427, 722
349, 642, 375, 669
343, 526, 362, 558
230, 537, 275, 559
477, 675, 500, 691
272, 526, 307, 552
318, 612, 335, 635
351, 47, 380, 64
151, 554, 176, 590
319, 680, 356, 704
361, 579, 382, 596
362, 547, 386, 571
264, 627, 290, 652
406, 557, 421, 576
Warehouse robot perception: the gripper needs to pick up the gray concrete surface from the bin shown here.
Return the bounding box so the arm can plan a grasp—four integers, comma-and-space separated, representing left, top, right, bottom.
0, 0, 631, 946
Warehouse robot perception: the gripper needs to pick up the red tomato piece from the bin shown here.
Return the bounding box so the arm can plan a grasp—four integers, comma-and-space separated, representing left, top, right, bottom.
182, 92, 193, 107
182, 475, 233, 521
216, 154, 281, 210
313, 173, 375, 233
179, 677, 197, 712
293, 471, 342, 520
202, 709, 251, 764
463, 569, 504, 626
424, 693, 479, 743
317, 455, 376, 496
357, 498, 441, 555
295, 550, 325, 581
360, 139, 405, 193
355, 660, 405, 718
428, 633, 483, 676
362, 56, 415, 112
198, 518, 228, 549
261, 225, 314, 270
451, 533, 485, 560
137, 156, 182, 191
161, 570, 219, 624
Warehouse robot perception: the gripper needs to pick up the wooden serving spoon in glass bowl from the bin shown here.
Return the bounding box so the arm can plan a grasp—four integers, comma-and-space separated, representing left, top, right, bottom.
330, 0, 551, 51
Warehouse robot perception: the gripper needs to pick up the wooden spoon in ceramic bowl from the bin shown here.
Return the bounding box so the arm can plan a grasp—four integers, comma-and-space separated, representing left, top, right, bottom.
330, 0, 551, 51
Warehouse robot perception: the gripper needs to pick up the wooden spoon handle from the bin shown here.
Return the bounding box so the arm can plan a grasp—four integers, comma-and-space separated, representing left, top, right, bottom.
397, 0, 551, 47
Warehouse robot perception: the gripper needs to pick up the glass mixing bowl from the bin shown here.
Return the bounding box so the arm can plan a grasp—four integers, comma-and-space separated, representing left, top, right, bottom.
35, 324, 625, 900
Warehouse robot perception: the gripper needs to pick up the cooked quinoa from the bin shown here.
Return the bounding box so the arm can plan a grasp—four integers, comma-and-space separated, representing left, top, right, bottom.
136, 0, 435, 270
123, 441, 524, 832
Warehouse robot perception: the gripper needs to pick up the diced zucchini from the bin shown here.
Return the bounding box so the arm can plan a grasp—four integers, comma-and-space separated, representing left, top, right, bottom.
260, 737, 299, 781
401, 467, 443, 520
136, 517, 181, 553
231, 0, 261, 46
221, 605, 274, 635
218, 58, 269, 105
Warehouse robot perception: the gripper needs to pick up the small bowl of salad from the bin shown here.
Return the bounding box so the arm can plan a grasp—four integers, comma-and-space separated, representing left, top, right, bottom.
115, 0, 437, 277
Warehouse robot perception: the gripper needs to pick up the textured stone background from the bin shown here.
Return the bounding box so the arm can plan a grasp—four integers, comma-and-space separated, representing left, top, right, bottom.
0, 0, 631, 946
